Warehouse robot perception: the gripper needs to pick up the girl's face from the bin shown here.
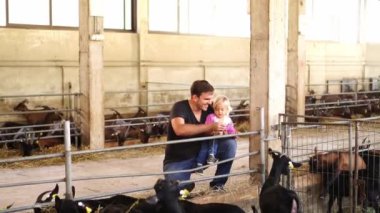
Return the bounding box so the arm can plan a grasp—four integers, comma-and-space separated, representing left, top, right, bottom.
214, 103, 227, 118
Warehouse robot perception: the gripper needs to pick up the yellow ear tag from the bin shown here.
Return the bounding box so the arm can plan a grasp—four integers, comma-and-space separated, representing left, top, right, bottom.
52, 194, 58, 199
85, 206, 92, 213
288, 162, 294, 169
179, 189, 190, 200
78, 202, 92, 213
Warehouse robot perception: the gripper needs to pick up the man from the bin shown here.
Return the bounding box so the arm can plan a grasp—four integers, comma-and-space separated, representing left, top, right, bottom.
163, 80, 237, 192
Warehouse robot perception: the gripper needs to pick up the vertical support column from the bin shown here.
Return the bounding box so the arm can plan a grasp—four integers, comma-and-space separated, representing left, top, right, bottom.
79, 0, 105, 149
64, 121, 73, 199
269, 0, 288, 132
259, 107, 266, 184
249, 0, 269, 178
137, 0, 149, 113
250, 0, 289, 178
287, 0, 306, 121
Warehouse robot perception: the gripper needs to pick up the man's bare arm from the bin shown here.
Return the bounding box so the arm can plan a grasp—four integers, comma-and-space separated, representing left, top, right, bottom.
171, 117, 224, 137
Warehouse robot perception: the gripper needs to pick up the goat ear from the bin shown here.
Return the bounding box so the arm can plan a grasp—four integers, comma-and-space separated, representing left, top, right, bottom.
291, 161, 302, 168
55, 196, 61, 210
6, 202, 14, 209
268, 148, 273, 154
51, 184, 59, 196
71, 186, 75, 198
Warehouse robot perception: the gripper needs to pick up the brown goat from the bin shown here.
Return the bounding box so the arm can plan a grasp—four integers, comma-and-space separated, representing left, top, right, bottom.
309, 147, 367, 198
310, 147, 366, 172
13, 99, 63, 125
309, 147, 367, 212
104, 108, 147, 145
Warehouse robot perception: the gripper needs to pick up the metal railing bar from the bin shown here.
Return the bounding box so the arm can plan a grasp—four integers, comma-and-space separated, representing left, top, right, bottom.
72, 151, 259, 182
73, 131, 258, 156
0, 108, 77, 116
0, 153, 64, 164
76, 169, 258, 201
104, 100, 249, 110
105, 86, 249, 94
0, 93, 81, 99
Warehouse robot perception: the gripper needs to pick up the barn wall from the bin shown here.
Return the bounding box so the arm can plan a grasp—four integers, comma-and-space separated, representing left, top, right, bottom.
365, 44, 380, 79
305, 42, 380, 94
1, 29, 380, 121
0, 28, 249, 122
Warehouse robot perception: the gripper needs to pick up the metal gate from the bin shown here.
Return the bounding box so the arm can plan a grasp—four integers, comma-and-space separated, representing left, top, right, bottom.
279, 118, 380, 213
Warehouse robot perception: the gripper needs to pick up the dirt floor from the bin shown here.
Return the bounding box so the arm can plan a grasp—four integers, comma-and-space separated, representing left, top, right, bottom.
0, 137, 259, 212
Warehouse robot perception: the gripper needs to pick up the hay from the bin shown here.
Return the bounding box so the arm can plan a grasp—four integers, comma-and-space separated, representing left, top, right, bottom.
236, 121, 250, 132
0, 139, 166, 169
0, 122, 253, 169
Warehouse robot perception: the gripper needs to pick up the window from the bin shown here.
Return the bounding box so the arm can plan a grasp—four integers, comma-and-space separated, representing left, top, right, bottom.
365, 0, 380, 43
149, 0, 250, 37
52, 0, 78, 27
302, 0, 360, 43
1, 0, 135, 31
9, 0, 50, 25
0, 0, 5, 26
104, 0, 133, 30
149, 0, 178, 32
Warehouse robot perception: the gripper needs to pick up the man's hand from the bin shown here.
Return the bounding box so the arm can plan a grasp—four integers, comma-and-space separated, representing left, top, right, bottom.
212, 121, 226, 135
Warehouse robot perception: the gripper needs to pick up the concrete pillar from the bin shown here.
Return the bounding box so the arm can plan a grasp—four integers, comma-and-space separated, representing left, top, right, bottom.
137, 0, 149, 113
269, 0, 288, 133
79, 0, 105, 149
287, 0, 306, 121
249, 0, 289, 177
249, 0, 269, 176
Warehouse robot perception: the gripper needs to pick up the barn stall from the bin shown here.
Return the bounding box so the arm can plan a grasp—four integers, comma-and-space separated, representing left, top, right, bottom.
279, 114, 380, 212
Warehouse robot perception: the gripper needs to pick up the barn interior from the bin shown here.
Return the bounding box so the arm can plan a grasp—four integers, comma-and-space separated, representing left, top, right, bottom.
1, 0, 380, 212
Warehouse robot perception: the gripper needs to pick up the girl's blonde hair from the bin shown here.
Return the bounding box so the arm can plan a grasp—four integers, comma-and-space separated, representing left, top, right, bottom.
213, 95, 233, 115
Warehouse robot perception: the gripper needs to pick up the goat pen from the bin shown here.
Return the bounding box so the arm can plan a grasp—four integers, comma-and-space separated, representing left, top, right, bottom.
279, 114, 380, 213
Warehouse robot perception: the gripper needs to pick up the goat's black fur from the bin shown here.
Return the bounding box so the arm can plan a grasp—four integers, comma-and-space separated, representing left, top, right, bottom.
309, 138, 372, 213
259, 148, 303, 213
34, 184, 59, 213
152, 178, 245, 213
359, 150, 380, 213
55, 196, 86, 213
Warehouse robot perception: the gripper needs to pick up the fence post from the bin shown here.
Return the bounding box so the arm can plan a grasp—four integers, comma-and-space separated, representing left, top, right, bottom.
259, 107, 266, 184
348, 123, 353, 213
353, 121, 359, 212
64, 120, 73, 199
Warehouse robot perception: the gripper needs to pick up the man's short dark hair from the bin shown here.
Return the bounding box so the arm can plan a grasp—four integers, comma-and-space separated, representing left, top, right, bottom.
190, 80, 214, 97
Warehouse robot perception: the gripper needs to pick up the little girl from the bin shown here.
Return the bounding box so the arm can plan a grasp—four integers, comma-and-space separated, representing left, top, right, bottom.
195, 95, 236, 174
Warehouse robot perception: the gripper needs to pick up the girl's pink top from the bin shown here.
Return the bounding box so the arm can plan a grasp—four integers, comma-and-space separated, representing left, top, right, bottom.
205, 113, 236, 134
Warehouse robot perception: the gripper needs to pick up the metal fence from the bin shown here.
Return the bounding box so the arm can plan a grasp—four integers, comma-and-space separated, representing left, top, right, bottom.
279, 114, 380, 213
0, 105, 263, 212
104, 85, 250, 115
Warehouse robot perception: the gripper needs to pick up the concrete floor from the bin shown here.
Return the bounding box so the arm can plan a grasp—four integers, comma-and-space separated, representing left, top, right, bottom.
0, 138, 256, 212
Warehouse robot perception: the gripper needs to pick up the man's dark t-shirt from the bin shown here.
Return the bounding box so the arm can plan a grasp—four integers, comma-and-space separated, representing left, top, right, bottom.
164, 100, 212, 165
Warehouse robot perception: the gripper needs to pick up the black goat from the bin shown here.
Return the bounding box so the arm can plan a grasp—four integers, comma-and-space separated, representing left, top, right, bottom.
316, 170, 366, 213
83, 194, 139, 213
0, 122, 40, 156
359, 149, 380, 213
309, 147, 366, 198
49, 183, 141, 213
309, 146, 368, 213
153, 178, 245, 213
139, 113, 169, 144
259, 148, 303, 213
55, 196, 86, 213
100, 195, 158, 213
34, 184, 59, 213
